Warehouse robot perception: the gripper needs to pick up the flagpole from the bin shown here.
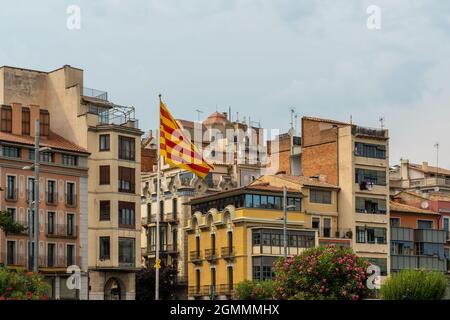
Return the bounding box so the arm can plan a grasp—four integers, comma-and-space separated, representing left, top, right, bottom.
155, 94, 161, 300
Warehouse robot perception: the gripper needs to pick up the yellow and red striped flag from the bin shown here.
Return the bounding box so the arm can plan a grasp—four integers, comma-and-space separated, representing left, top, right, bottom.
159, 99, 214, 179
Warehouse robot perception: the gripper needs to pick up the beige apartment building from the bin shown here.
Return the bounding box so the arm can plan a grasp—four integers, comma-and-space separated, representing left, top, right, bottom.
0, 65, 142, 300
301, 117, 390, 275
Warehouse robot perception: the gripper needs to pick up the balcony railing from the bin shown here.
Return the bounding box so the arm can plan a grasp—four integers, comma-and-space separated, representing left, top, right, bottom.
7, 220, 29, 235
218, 284, 235, 296
205, 249, 218, 261
46, 224, 77, 238
221, 247, 235, 260
352, 126, 388, 138
188, 286, 202, 297
149, 214, 178, 224
5, 187, 18, 201
414, 229, 446, 244
391, 254, 447, 272
189, 251, 202, 263
65, 193, 77, 207
0, 252, 27, 266
82, 87, 108, 100
410, 177, 450, 188
27, 255, 81, 269
46, 192, 58, 205
391, 227, 414, 242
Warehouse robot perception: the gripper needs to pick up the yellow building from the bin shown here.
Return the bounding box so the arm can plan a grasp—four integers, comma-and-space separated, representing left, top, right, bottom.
0, 65, 142, 299
185, 180, 319, 300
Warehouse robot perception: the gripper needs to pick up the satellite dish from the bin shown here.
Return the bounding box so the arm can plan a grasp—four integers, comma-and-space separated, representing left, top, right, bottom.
434, 187, 440, 192
421, 201, 429, 209
288, 128, 295, 137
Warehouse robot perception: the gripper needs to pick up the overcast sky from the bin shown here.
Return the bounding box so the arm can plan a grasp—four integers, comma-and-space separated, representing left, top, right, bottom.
1, 0, 449, 168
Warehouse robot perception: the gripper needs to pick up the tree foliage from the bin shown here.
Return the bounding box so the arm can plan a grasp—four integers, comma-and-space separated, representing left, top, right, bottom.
0, 211, 26, 236
273, 245, 372, 300
135, 263, 178, 300
235, 280, 276, 300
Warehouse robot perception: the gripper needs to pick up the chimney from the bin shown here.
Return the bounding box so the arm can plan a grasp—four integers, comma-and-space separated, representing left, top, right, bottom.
11, 103, 22, 136
422, 161, 428, 171
400, 159, 409, 180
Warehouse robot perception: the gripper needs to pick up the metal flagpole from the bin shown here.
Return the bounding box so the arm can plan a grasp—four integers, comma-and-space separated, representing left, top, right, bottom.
34, 119, 40, 272
155, 95, 162, 300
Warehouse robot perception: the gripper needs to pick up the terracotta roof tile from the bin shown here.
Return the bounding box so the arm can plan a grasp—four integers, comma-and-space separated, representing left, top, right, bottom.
389, 201, 438, 215
0, 131, 89, 154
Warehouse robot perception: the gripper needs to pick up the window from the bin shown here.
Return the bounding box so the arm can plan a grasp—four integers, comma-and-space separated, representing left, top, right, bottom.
310, 189, 332, 204
99, 135, 110, 151
356, 226, 387, 244
99, 165, 110, 185
252, 256, 277, 281
356, 197, 387, 214
29, 150, 53, 162
6, 208, 16, 222
66, 182, 76, 206
6, 175, 17, 200
354, 142, 386, 159
67, 214, 75, 236
62, 154, 78, 166
1, 106, 12, 133
118, 201, 135, 228
99, 237, 110, 260
7, 241, 16, 265
2, 146, 21, 158
444, 217, 450, 233
47, 212, 56, 235
227, 266, 234, 290
22, 107, 30, 135
118, 136, 135, 160
46, 180, 57, 204
67, 244, 75, 266
172, 198, 178, 219
367, 258, 388, 276
390, 218, 400, 228
355, 168, 386, 186
195, 270, 201, 292
47, 243, 56, 267
118, 237, 135, 266
27, 178, 35, 202
323, 218, 331, 238
172, 229, 178, 249
211, 268, 216, 289
39, 110, 50, 136
100, 201, 110, 221
312, 217, 320, 229
118, 167, 135, 193
417, 220, 433, 229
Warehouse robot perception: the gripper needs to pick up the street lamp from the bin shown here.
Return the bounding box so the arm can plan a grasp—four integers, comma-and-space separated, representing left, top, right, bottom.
278, 186, 296, 258
21, 119, 53, 272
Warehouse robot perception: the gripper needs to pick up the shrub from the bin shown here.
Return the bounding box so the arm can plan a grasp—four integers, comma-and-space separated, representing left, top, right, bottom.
381, 269, 448, 300
235, 280, 276, 300
273, 245, 371, 300
0, 267, 50, 300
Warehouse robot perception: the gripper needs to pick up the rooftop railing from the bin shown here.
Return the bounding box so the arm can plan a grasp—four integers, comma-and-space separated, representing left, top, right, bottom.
352, 126, 388, 138
82, 87, 108, 101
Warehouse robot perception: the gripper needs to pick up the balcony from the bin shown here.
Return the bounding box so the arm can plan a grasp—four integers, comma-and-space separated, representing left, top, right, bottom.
218, 284, 235, 296
148, 214, 178, 224
5, 187, 17, 202
410, 177, 450, 188
188, 286, 202, 297
82, 87, 108, 101
391, 254, 447, 272
0, 252, 27, 266
167, 244, 178, 255
221, 247, 235, 260
352, 126, 388, 139
46, 224, 77, 238
65, 193, 77, 207
46, 192, 58, 205
204, 249, 218, 262
40, 255, 81, 268
391, 227, 414, 242
414, 229, 446, 244
189, 251, 202, 264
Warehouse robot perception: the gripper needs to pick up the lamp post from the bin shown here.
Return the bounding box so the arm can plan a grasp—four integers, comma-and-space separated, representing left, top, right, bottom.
279, 186, 296, 258
22, 119, 52, 272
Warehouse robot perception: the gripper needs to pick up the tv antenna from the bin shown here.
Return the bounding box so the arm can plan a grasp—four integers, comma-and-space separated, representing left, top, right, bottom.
195, 109, 204, 122
379, 117, 385, 129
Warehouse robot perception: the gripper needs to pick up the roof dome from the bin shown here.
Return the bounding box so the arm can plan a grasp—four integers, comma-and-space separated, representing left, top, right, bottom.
203, 111, 229, 125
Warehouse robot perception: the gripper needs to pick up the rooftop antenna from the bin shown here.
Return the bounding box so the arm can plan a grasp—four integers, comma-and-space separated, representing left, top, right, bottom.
236, 111, 239, 122
229, 106, 231, 121
289, 108, 296, 136
195, 109, 204, 122
379, 116, 385, 129
349, 115, 353, 124
434, 142, 439, 178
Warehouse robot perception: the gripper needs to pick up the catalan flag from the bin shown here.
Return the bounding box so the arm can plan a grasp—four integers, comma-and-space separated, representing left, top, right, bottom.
159, 98, 214, 179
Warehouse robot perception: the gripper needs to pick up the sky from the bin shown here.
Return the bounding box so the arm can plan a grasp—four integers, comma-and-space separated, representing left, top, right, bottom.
0, 0, 449, 168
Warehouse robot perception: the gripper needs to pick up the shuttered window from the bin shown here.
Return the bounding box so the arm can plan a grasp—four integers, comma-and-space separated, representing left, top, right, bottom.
118, 166, 135, 193
1, 106, 12, 133
99, 165, 110, 185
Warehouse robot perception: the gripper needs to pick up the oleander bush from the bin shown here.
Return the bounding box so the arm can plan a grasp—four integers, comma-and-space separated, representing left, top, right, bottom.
380, 269, 448, 300
235, 280, 276, 300
0, 267, 50, 300
273, 245, 372, 300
